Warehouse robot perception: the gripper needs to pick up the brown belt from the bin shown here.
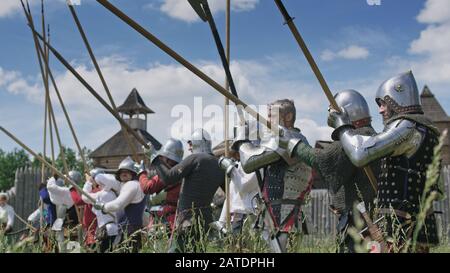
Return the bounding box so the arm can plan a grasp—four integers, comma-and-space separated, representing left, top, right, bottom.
378, 208, 434, 219
270, 199, 304, 206
378, 208, 412, 219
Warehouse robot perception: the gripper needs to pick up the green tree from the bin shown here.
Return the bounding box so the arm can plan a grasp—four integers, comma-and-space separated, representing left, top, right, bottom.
55, 146, 92, 175
0, 148, 31, 191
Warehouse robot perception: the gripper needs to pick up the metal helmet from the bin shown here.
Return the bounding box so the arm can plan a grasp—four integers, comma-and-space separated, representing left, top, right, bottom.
375, 71, 422, 114
157, 138, 184, 163
115, 156, 138, 181
90, 168, 105, 179
55, 178, 65, 187
334, 89, 371, 124
188, 129, 212, 154
68, 170, 82, 185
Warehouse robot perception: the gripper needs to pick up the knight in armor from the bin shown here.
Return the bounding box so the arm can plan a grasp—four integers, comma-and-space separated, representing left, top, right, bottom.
289, 90, 380, 252
148, 129, 225, 253
231, 99, 313, 253
138, 138, 183, 233
83, 168, 120, 252
94, 157, 146, 253
325, 71, 441, 252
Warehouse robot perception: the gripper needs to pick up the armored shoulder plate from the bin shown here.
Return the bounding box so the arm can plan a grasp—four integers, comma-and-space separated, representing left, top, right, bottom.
260, 128, 308, 166
340, 119, 421, 167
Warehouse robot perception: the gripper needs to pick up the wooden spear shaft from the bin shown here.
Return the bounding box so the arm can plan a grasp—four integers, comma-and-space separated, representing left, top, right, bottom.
47, 92, 70, 175
37, 27, 90, 172
40, 0, 48, 182
22, 0, 89, 172
96, 0, 272, 131
22, 1, 69, 175
21, 0, 56, 168
273, 0, 378, 192
224, 0, 231, 233
0, 127, 115, 219
39, 0, 47, 234
0, 126, 97, 205
29, 29, 151, 149
67, 4, 140, 162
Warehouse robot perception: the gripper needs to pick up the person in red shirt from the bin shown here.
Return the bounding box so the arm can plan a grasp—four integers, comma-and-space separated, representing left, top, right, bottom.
138, 138, 184, 232
67, 170, 99, 249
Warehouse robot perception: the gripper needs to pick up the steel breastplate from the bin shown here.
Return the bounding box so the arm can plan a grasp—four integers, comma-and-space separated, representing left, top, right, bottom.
260, 127, 308, 166
378, 124, 438, 213
264, 159, 312, 226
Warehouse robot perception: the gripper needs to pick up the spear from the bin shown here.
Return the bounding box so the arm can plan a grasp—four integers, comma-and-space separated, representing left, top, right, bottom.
95, 1, 264, 123
95, 0, 275, 132
187, 0, 245, 123
22, 1, 90, 172
40, 0, 48, 183
22, 1, 69, 175
0, 126, 115, 217
224, 0, 231, 237
22, 0, 56, 169
28, 28, 151, 149
273, 0, 378, 192
0, 126, 94, 204
67, 3, 140, 162
188, 0, 234, 233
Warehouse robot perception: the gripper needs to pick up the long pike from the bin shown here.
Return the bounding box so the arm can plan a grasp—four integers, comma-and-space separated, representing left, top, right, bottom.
273, 0, 378, 192
27, 28, 151, 149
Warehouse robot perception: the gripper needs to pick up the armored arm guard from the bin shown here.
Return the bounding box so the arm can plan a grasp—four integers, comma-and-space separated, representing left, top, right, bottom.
153, 155, 196, 186
239, 142, 281, 174
339, 119, 421, 167
293, 142, 317, 168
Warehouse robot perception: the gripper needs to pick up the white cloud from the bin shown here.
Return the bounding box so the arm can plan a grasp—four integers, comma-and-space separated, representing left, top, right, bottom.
0, 0, 22, 18
321, 45, 370, 62
159, 0, 259, 23
382, 0, 450, 87
416, 0, 450, 24
2, 54, 334, 152
0, 0, 61, 18
0, 67, 41, 99
297, 118, 333, 144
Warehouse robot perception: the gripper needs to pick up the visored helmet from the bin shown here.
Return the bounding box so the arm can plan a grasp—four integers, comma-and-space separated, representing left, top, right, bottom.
375, 71, 422, 114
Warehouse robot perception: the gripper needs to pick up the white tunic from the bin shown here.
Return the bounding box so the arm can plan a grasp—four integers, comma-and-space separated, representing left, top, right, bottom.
219, 163, 260, 223
0, 204, 15, 228
83, 180, 119, 236
103, 180, 145, 213
47, 177, 74, 207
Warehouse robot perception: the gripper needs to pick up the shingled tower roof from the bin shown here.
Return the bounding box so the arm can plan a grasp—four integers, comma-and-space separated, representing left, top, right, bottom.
421, 85, 449, 123
90, 88, 161, 168
420, 86, 450, 166
116, 88, 154, 116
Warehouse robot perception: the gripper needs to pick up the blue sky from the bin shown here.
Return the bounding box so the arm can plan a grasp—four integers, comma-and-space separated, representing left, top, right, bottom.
0, 0, 449, 156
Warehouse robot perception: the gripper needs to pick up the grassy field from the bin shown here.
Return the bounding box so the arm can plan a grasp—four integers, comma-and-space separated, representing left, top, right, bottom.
1, 222, 449, 253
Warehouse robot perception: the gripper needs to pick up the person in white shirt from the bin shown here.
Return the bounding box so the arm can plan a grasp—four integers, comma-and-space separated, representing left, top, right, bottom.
94, 157, 146, 253
83, 168, 121, 252
0, 193, 15, 234
46, 172, 84, 253
217, 150, 260, 235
